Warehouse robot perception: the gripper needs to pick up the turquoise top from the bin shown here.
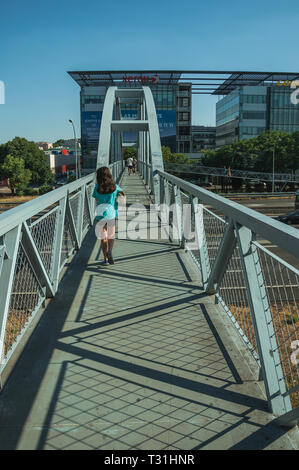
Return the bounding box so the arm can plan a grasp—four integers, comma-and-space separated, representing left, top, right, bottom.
92, 184, 122, 220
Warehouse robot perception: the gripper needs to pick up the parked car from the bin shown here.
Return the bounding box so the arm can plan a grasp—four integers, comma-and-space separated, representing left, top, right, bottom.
276, 210, 299, 225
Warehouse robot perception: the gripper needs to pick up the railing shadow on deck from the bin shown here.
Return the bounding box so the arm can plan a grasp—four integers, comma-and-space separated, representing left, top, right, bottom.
0, 226, 296, 449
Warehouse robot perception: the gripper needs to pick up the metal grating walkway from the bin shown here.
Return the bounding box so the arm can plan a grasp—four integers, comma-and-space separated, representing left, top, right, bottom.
0, 171, 298, 450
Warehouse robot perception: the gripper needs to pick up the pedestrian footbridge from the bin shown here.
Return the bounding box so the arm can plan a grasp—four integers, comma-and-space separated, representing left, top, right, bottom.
0, 87, 298, 450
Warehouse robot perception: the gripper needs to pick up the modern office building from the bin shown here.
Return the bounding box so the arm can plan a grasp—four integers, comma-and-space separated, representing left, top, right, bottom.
68, 70, 299, 170
216, 84, 299, 147
191, 126, 216, 152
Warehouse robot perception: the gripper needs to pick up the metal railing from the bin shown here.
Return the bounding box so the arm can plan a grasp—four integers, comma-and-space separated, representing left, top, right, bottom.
165, 162, 299, 183
0, 161, 123, 385
139, 160, 299, 427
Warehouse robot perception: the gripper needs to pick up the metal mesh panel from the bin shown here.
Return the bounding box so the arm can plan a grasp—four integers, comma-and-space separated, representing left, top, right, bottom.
253, 242, 299, 408
4, 243, 44, 358
202, 208, 226, 272
60, 211, 76, 268
30, 208, 58, 273
218, 243, 258, 361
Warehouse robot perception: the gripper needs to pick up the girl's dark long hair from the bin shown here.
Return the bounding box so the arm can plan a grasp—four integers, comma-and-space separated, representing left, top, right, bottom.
96, 166, 116, 194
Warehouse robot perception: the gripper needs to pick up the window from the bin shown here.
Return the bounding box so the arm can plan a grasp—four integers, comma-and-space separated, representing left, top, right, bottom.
242, 111, 266, 120
242, 94, 266, 104
83, 95, 104, 105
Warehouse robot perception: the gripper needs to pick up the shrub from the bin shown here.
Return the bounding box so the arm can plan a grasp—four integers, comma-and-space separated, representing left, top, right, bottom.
24, 187, 35, 196
39, 184, 52, 195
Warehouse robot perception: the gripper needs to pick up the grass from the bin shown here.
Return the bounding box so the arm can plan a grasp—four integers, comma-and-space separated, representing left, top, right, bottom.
228, 303, 299, 409
0, 195, 38, 204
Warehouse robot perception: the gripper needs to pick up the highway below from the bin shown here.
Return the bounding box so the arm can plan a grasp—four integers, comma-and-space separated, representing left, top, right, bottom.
229, 194, 298, 269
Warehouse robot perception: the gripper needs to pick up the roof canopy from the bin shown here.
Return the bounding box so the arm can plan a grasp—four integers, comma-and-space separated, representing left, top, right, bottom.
68, 70, 299, 95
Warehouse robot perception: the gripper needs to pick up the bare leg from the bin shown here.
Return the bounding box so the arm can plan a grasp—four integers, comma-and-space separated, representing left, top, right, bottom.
107, 221, 116, 264
101, 227, 108, 260
101, 239, 108, 259
108, 238, 114, 251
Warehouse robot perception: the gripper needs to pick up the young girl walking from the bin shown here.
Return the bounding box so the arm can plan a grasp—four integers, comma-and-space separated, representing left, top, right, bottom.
92, 166, 124, 265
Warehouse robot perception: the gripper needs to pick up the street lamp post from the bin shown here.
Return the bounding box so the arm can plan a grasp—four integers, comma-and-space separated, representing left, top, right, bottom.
272, 137, 281, 193
272, 146, 275, 193
69, 119, 79, 179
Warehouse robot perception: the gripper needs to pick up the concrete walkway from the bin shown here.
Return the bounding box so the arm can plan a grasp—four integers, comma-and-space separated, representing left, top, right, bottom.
0, 171, 298, 450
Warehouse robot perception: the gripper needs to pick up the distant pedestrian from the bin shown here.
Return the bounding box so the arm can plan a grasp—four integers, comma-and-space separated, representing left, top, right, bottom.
92, 166, 124, 266
127, 156, 133, 175
132, 157, 137, 173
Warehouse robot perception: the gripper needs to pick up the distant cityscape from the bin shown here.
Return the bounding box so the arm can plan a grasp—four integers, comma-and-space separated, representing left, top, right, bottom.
69, 70, 299, 172
36, 138, 81, 177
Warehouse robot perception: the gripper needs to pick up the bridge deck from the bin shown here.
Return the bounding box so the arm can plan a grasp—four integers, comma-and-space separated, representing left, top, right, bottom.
0, 171, 297, 450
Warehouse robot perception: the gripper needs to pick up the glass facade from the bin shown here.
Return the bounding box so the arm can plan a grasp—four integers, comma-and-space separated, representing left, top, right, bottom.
239, 126, 264, 136
216, 91, 240, 146
192, 126, 216, 151
241, 94, 266, 104
216, 84, 299, 147
216, 93, 239, 127
269, 87, 299, 133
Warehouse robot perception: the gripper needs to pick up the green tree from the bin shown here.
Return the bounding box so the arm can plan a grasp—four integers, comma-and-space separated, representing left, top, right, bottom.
1, 154, 31, 195
202, 130, 299, 173
162, 146, 173, 162
52, 139, 65, 147
162, 146, 191, 164
0, 137, 54, 185
123, 147, 137, 160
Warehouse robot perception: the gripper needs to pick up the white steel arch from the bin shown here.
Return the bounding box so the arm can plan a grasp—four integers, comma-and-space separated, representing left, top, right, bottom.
97, 86, 164, 203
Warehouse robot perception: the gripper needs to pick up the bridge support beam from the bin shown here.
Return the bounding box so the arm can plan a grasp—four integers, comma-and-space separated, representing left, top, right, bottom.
97, 86, 117, 169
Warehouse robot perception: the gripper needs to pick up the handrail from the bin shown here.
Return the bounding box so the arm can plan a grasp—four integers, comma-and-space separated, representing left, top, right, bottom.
0, 174, 95, 237
158, 170, 299, 260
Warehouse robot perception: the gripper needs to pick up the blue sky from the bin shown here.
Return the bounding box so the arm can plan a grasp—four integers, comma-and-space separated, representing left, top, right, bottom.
1, 0, 299, 143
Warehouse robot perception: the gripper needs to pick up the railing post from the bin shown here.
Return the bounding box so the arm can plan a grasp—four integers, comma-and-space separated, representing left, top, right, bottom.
163, 178, 170, 207
192, 197, 210, 289
173, 184, 183, 246
84, 185, 93, 227
146, 165, 151, 190
66, 197, 80, 250
235, 224, 292, 416
51, 197, 67, 293
76, 185, 85, 247
159, 175, 165, 206
206, 219, 236, 294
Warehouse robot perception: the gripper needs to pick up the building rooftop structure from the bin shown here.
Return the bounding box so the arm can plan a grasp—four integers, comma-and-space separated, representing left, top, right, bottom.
68, 70, 299, 95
